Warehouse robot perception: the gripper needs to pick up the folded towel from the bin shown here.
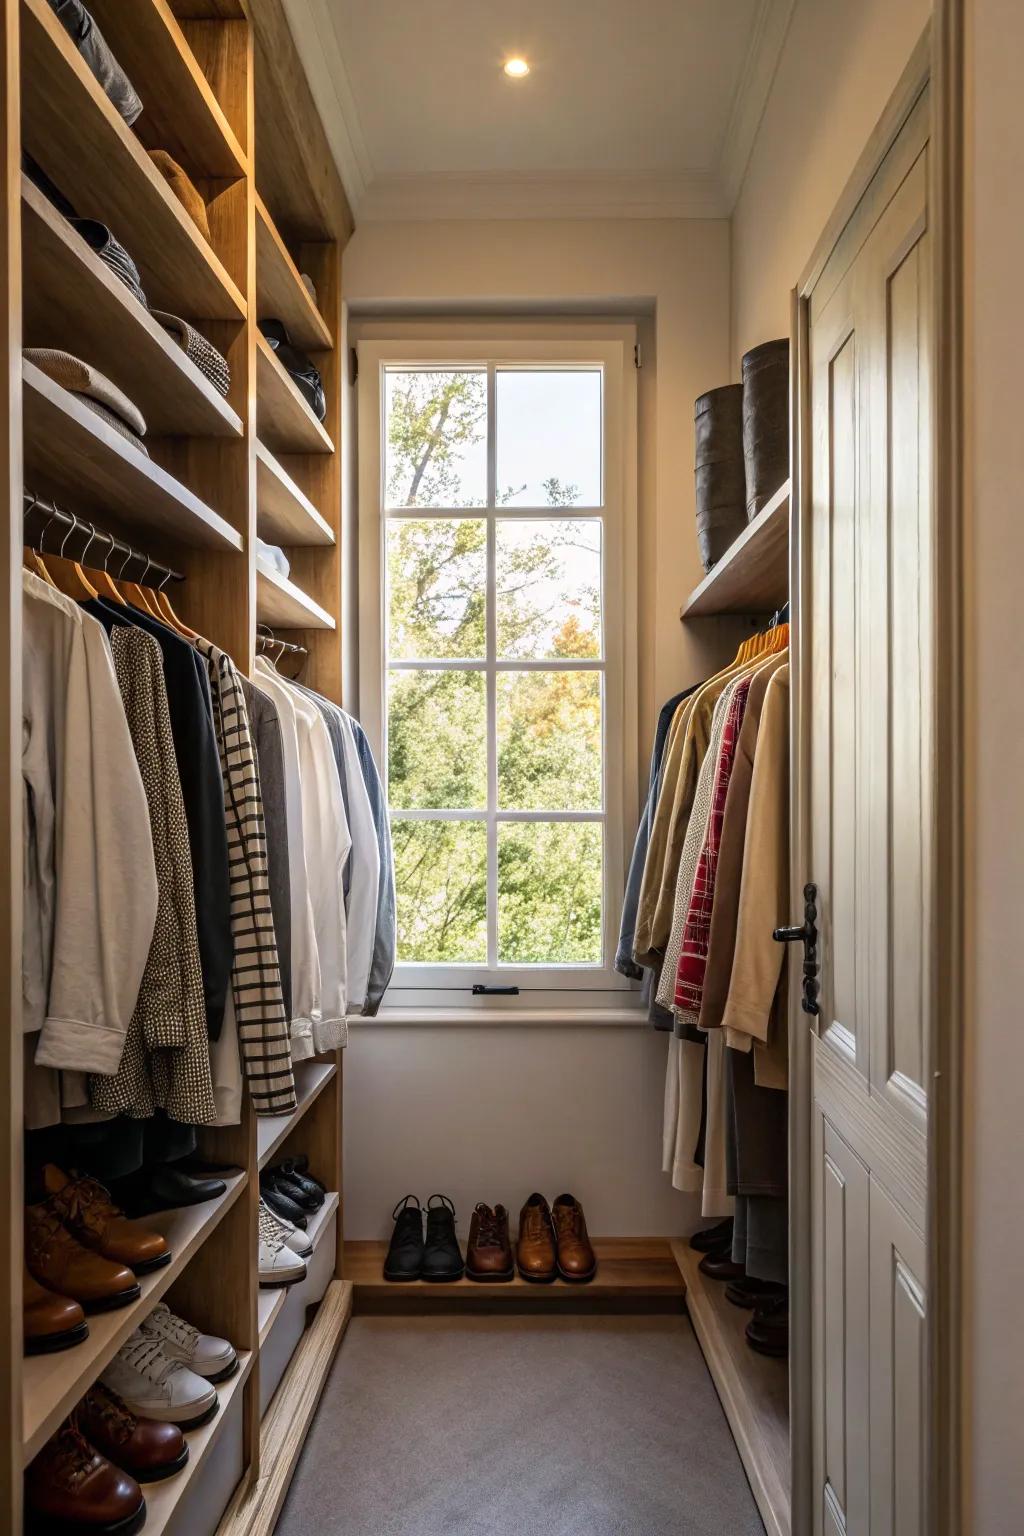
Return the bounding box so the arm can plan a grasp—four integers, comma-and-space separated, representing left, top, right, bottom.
24, 348, 147, 438
147, 150, 211, 242
47, 0, 143, 125
150, 309, 231, 398
256, 539, 290, 579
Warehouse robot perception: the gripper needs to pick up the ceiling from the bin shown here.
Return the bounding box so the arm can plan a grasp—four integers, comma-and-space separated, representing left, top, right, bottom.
281, 0, 796, 220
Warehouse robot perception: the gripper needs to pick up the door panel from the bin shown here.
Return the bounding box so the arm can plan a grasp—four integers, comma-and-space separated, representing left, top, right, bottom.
804, 86, 931, 1536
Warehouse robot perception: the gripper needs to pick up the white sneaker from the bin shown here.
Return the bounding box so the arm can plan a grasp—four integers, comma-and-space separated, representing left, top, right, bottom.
259, 1197, 313, 1257
102, 1328, 218, 1427
258, 1201, 307, 1286
143, 1301, 238, 1382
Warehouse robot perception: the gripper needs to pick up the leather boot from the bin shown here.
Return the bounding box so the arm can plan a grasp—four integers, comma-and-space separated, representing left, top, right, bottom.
382, 1195, 423, 1282
516, 1193, 557, 1283
25, 1415, 146, 1535
465, 1204, 514, 1283
78, 1382, 188, 1483
26, 1202, 140, 1313
552, 1193, 597, 1283
745, 1294, 789, 1357
23, 1262, 88, 1354
689, 1217, 734, 1254
421, 1194, 463, 1282
41, 1166, 170, 1275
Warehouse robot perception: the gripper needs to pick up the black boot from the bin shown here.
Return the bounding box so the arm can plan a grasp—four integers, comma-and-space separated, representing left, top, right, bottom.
421, 1194, 464, 1282
383, 1196, 424, 1282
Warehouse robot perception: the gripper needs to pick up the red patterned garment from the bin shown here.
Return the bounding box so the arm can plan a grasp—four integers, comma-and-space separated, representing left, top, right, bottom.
674, 675, 752, 1015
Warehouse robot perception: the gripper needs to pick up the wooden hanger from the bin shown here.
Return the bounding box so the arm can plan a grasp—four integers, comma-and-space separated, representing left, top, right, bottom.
23, 545, 55, 585
41, 519, 100, 603
83, 524, 127, 605
153, 572, 198, 639
114, 551, 162, 617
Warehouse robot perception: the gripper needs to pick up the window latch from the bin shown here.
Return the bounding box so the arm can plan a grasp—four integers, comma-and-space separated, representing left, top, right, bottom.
472, 984, 520, 996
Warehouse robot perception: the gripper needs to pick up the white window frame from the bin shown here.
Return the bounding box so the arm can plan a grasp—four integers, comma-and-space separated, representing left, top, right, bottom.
357, 328, 639, 1013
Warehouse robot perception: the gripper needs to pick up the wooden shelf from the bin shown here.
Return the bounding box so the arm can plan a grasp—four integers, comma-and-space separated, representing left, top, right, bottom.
680, 479, 790, 618
347, 1237, 687, 1310
216, 1281, 352, 1536
303, 1193, 340, 1253
23, 1175, 247, 1462
257, 1061, 337, 1170
143, 1350, 254, 1536
255, 196, 333, 352
256, 332, 334, 455
670, 1240, 790, 1536
23, 361, 243, 551
257, 1287, 287, 1348
169, 1, 246, 18
86, 0, 247, 180
256, 564, 335, 631
21, 0, 245, 320
255, 442, 333, 546
22, 178, 242, 440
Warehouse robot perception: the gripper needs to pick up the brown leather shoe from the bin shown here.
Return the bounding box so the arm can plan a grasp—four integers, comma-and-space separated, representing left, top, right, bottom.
23, 1262, 89, 1354
552, 1193, 597, 1283
698, 1250, 746, 1281
25, 1414, 146, 1535
516, 1193, 557, 1283
466, 1203, 514, 1283
27, 1202, 141, 1313
79, 1382, 188, 1484
41, 1165, 170, 1275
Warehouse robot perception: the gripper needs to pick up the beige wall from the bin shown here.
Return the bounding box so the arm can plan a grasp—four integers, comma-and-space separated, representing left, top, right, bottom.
730, 0, 931, 367
341, 216, 739, 1237
963, 0, 1024, 1525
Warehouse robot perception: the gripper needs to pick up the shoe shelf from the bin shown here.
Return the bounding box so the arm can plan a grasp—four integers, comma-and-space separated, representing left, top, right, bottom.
23, 1174, 247, 1464
255, 331, 334, 455
680, 478, 790, 618
84, 0, 248, 181
22, 177, 244, 440
255, 563, 336, 631
255, 441, 334, 547
669, 1240, 790, 1536
143, 1349, 254, 1536
257, 1286, 287, 1348
23, 361, 244, 551
346, 1236, 687, 1310
256, 1061, 337, 1171
302, 1192, 340, 1253
255, 195, 333, 353
20, 0, 245, 320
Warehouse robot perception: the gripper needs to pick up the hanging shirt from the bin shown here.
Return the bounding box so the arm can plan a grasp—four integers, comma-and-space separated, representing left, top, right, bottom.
23, 572, 157, 1077
239, 677, 292, 1024
349, 716, 395, 1017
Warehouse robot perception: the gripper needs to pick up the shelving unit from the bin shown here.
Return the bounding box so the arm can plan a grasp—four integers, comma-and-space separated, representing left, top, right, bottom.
4, 0, 352, 1530
256, 563, 336, 630
680, 479, 790, 618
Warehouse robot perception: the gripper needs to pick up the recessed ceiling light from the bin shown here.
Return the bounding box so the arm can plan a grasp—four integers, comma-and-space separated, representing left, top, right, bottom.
503, 58, 530, 78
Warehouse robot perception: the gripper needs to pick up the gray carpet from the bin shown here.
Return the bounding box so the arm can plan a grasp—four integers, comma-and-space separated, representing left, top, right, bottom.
275, 1314, 764, 1536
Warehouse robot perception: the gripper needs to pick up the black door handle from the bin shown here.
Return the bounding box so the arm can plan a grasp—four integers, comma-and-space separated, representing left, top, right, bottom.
773, 883, 821, 1017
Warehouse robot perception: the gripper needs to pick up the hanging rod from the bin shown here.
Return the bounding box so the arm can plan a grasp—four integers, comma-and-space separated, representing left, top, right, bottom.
256, 622, 307, 658
22, 491, 185, 585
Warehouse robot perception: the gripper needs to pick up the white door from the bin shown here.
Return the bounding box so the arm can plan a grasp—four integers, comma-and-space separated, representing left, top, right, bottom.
801, 84, 932, 1536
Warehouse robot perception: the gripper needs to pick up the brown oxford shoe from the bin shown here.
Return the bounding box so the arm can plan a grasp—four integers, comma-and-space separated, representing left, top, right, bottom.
516, 1193, 557, 1283
466, 1203, 515, 1282
23, 1262, 89, 1354
25, 1414, 146, 1535
79, 1382, 188, 1484
42, 1165, 170, 1275
26, 1202, 140, 1313
552, 1193, 597, 1283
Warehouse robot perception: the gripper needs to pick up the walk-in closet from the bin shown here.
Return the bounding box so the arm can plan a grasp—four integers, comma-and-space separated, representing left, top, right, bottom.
1, 1, 1019, 1533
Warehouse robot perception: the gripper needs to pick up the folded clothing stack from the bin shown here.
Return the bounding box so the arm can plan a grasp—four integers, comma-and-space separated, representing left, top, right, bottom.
24, 347, 149, 455
151, 309, 231, 398
255, 539, 290, 579
46, 0, 142, 125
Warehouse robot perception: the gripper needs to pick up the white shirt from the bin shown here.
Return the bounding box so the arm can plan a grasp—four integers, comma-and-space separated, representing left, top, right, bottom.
337, 711, 380, 1013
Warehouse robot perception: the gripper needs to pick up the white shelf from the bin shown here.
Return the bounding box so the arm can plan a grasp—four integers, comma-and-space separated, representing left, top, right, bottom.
256, 563, 335, 631
257, 1060, 337, 1170
23, 1175, 247, 1462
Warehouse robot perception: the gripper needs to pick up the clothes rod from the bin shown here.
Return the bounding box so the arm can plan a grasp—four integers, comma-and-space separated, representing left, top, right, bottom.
256, 624, 307, 658
22, 491, 185, 585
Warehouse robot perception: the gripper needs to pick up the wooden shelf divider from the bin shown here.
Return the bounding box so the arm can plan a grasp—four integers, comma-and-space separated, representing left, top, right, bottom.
680, 479, 790, 618
255, 332, 334, 455
256, 563, 335, 631
143, 1351, 255, 1536
255, 196, 333, 352
255, 441, 333, 546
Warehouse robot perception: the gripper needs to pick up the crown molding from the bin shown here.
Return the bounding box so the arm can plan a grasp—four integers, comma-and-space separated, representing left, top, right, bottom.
717, 0, 797, 210
358, 170, 729, 223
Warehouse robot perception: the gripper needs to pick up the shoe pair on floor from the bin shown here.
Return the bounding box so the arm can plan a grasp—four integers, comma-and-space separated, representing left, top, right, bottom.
24, 1166, 171, 1354
383, 1192, 597, 1284
689, 1218, 789, 1357
26, 1304, 238, 1534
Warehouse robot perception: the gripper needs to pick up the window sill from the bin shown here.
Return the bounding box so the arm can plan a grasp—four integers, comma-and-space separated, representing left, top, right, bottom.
349, 1006, 649, 1029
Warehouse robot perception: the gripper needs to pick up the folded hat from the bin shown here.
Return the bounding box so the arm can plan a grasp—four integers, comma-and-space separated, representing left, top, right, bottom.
147, 150, 211, 242
149, 309, 230, 398
78, 398, 149, 457
23, 348, 147, 438
69, 217, 148, 308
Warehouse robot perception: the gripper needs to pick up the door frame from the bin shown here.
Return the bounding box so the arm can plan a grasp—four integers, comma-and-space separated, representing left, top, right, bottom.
788, 11, 966, 1533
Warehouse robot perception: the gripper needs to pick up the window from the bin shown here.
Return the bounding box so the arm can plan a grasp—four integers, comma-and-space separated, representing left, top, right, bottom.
358, 333, 637, 1009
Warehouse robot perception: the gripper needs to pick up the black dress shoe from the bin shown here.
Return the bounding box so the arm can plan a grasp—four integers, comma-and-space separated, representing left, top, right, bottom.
383, 1196, 424, 1282
148, 1165, 226, 1208
421, 1194, 464, 1282
698, 1251, 746, 1281
261, 1169, 319, 1214
689, 1218, 734, 1254
284, 1154, 325, 1194
259, 1179, 308, 1228
746, 1294, 789, 1357
272, 1160, 325, 1209
725, 1276, 786, 1310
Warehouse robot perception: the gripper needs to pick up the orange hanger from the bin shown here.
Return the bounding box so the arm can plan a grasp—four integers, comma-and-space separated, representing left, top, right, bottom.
150, 571, 197, 639
23, 545, 56, 585
84, 525, 127, 605
113, 551, 162, 618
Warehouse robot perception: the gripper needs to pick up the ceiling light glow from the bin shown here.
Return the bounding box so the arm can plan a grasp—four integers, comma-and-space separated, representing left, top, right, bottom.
503, 57, 530, 78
